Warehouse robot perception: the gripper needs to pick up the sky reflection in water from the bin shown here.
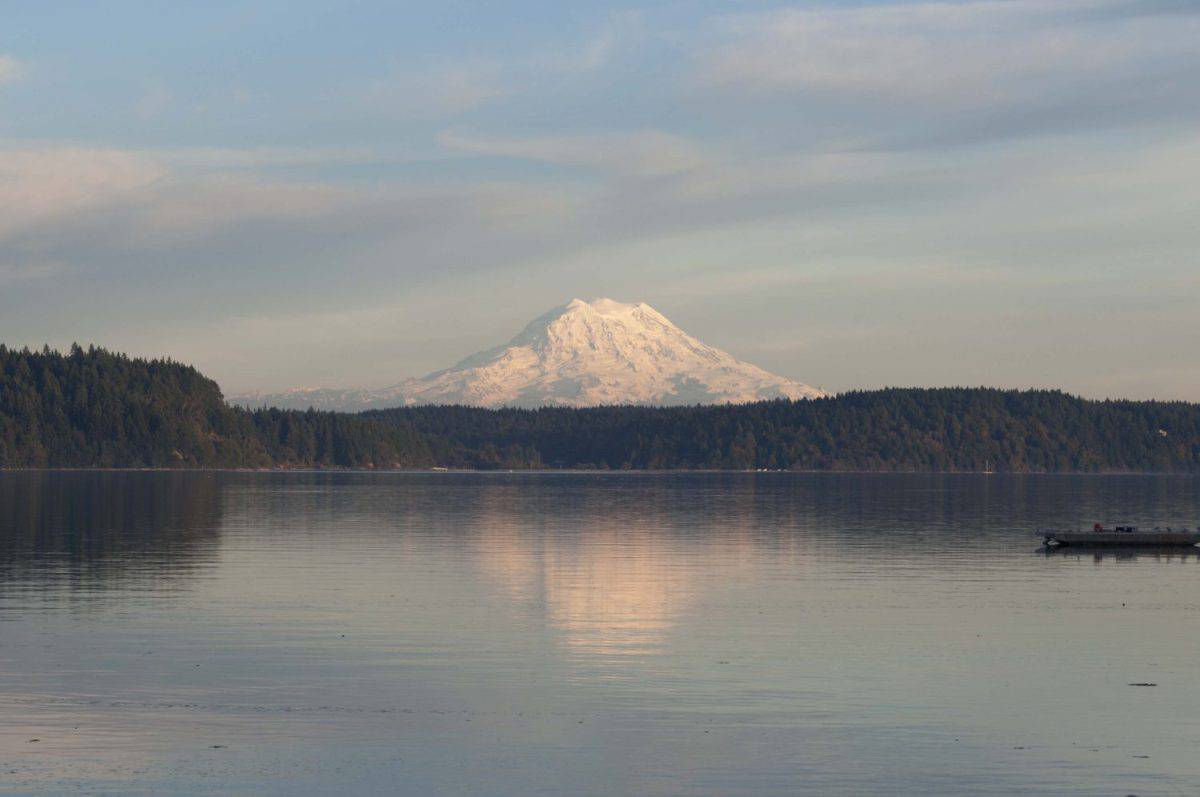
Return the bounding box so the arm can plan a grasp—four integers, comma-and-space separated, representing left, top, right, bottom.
1, 471, 1198, 795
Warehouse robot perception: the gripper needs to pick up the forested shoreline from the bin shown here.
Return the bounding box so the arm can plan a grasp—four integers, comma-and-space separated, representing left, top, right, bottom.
0, 346, 431, 468
370, 390, 1200, 472
2, 345, 1198, 472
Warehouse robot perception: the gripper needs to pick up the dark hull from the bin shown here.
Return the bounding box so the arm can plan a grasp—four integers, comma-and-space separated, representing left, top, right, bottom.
1046, 531, 1200, 546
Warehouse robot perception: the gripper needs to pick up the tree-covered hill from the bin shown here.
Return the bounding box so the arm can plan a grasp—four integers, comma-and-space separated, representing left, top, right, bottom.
3, 344, 1198, 471
368, 389, 1200, 472
0, 345, 431, 468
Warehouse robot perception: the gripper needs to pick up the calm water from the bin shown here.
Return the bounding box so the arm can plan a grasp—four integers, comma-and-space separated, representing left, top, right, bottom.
1, 471, 1199, 796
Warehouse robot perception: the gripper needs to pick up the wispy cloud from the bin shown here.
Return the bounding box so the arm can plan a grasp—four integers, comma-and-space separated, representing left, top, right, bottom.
363, 61, 509, 118
0, 142, 582, 292
559, 10, 644, 73
152, 144, 383, 170
0, 144, 398, 246
361, 11, 643, 121
0, 147, 166, 237
703, 1, 1197, 97
698, 1, 1200, 146
438, 129, 706, 177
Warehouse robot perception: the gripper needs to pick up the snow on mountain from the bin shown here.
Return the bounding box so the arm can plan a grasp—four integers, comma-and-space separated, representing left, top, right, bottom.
230, 298, 824, 410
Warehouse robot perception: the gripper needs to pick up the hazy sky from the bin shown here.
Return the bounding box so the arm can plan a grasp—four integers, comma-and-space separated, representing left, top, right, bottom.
2, 1, 1198, 399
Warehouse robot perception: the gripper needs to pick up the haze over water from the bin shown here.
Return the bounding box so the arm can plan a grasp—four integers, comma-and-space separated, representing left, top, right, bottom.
2, 471, 1199, 796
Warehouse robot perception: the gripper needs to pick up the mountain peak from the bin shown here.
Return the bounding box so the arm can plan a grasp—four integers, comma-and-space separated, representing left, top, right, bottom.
397, 298, 824, 408
232, 300, 824, 410
566, 296, 643, 313
557, 297, 676, 331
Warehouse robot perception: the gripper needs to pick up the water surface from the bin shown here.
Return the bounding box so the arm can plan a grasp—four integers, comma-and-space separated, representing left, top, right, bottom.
1, 471, 1198, 795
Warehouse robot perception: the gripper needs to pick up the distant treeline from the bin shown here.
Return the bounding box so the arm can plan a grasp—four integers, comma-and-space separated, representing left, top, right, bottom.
0, 345, 431, 468
3, 345, 1198, 471
368, 390, 1200, 472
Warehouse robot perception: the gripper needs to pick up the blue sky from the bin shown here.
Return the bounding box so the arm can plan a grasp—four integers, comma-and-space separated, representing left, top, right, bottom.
2, 1, 1198, 398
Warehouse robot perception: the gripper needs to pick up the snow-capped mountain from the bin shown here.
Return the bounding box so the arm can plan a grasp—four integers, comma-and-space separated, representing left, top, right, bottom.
231, 298, 824, 410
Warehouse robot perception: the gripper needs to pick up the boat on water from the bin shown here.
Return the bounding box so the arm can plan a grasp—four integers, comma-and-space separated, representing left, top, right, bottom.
1043, 523, 1200, 547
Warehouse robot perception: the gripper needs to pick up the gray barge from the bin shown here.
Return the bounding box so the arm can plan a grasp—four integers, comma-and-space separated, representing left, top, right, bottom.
1043, 524, 1200, 547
